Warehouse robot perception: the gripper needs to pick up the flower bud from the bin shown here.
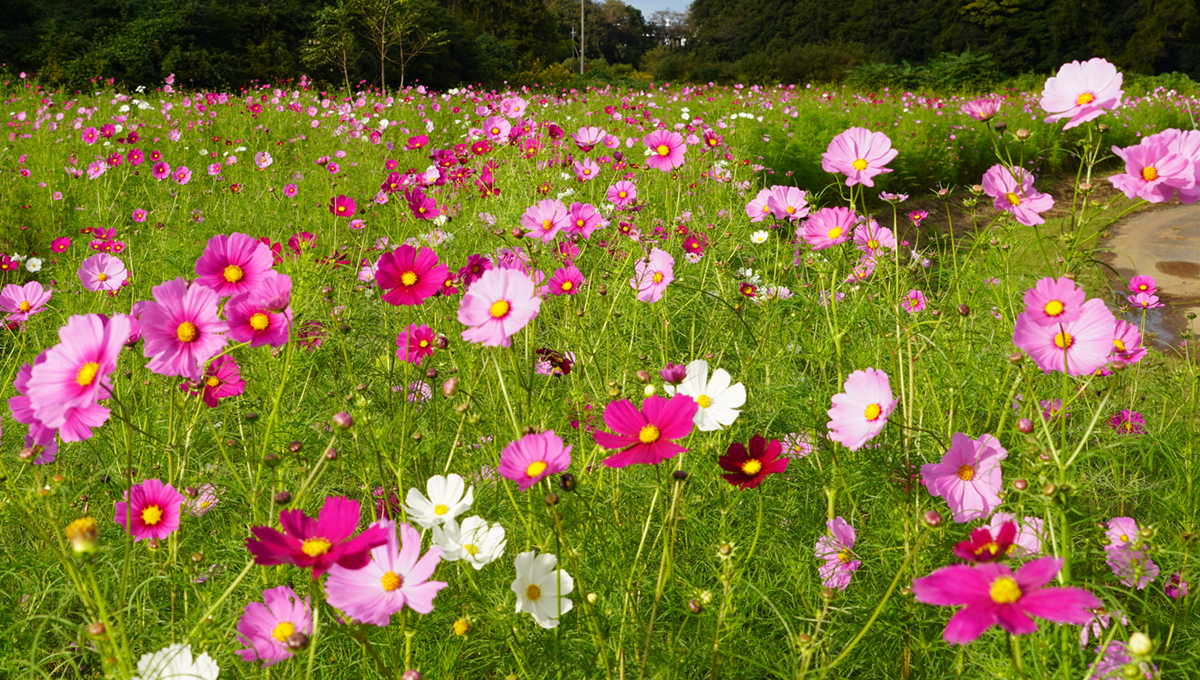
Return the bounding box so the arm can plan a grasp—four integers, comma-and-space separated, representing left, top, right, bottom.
245, 411, 259, 421
331, 412, 353, 429
87, 621, 107, 637
191, 552, 205, 563
922, 509, 944, 527
636, 370, 651, 383
544, 493, 559, 506
937, 188, 949, 198
442, 377, 459, 397
1128, 632, 1152, 657
286, 632, 309, 650
1041, 483, 1057, 496
263, 453, 280, 468
821, 588, 836, 601
558, 473, 577, 492
1098, 124, 1110, 133
425, 368, 438, 379
324, 448, 338, 461
994, 122, 1007, 132
673, 470, 689, 481
1013, 478, 1028, 491
1017, 418, 1033, 434
435, 335, 449, 349
65, 517, 99, 555
402, 672, 421, 680
1015, 128, 1030, 140
1008, 351, 1024, 364
289, 440, 303, 453
274, 491, 292, 505
643, 384, 655, 397
660, 363, 687, 384
687, 599, 703, 614
957, 304, 970, 316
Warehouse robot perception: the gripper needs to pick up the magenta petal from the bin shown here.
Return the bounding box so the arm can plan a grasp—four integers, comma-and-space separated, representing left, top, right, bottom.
1014, 556, 1063, 591
943, 605, 997, 645
594, 431, 637, 451
315, 496, 362, 542
994, 603, 1039, 636
654, 395, 698, 439
603, 399, 646, 436
1018, 588, 1103, 625
278, 508, 317, 540
912, 565, 991, 606
247, 527, 293, 565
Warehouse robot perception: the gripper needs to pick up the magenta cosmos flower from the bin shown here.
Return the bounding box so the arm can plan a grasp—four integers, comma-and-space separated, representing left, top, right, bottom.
194, 232, 274, 298
565, 202, 603, 238
718, 435, 789, 490
246, 495, 389, 579
173, 166, 192, 184
114, 478, 186, 542
1128, 275, 1156, 296
815, 517, 860, 590
183, 354, 245, 408
953, 521, 1019, 564
1040, 58, 1123, 130
236, 586, 312, 668
1, 281, 52, 321
981, 165, 1055, 226
226, 272, 293, 348
921, 433, 1008, 523
644, 130, 686, 171
329, 194, 357, 218
912, 556, 1103, 644
151, 161, 170, 179
457, 267, 541, 348
140, 278, 229, 381
547, 265, 584, 296
521, 199, 570, 242
1021, 276, 1086, 327
397, 323, 436, 366
630, 248, 675, 303
1013, 297, 1116, 376
826, 368, 897, 451
376, 245, 449, 306
325, 519, 448, 624
1109, 137, 1195, 203
608, 180, 637, 208
902, 289, 927, 314
593, 394, 697, 468
821, 127, 898, 187
79, 253, 128, 292
499, 430, 572, 491
799, 207, 856, 250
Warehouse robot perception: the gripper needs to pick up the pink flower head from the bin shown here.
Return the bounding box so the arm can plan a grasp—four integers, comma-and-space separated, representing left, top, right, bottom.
565, 202, 603, 239
960, 97, 1003, 122
1108, 409, 1146, 435
226, 272, 293, 348
405, 135, 429, 150
912, 556, 1103, 644
826, 368, 897, 451
571, 126, 606, 151
608, 181, 637, 208
821, 127, 898, 187
799, 206, 856, 250
458, 254, 493, 287
236, 586, 312, 667
593, 394, 698, 468
1021, 276, 1086, 327
718, 435, 789, 490
1, 281, 52, 321
1106, 543, 1159, 589
246, 495, 389, 579
283, 183, 298, 198
573, 157, 601, 181
172, 166, 192, 185
521, 199, 570, 242
1128, 275, 1156, 296
140, 277, 229, 381
79, 253, 128, 292
745, 188, 773, 222
921, 433, 1008, 523
325, 519, 448, 624
254, 151, 273, 169
853, 219, 895, 257
955, 522, 1019, 563
644, 130, 686, 171
194, 232, 273, 298
547, 265, 584, 296
187, 354, 246, 408
52, 236, 72, 252
1127, 292, 1162, 309
1013, 297, 1116, 376
1105, 516, 1140, 547
397, 323, 436, 366
630, 248, 675, 303
132, 208, 147, 223
329, 194, 357, 218
151, 161, 170, 179
500, 96, 527, 118
1040, 58, 1123, 130
498, 430, 572, 491
815, 517, 860, 590
82, 127, 98, 144
766, 185, 809, 220
114, 478, 186, 542
1109, 319, 1146, 366
982, 165, 1055, 226
1165, 572, 1188, 599
457, 267, 541, 347
987, 513, 1044, 558
902, 289, 926, 314
405, 187, 441, 220
482, 115, 512, 141
376, 245, 449, 306
1109, 138, 1195, 203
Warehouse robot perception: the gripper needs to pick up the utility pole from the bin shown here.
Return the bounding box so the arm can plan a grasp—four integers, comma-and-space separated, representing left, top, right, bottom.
580, 0, 585, 74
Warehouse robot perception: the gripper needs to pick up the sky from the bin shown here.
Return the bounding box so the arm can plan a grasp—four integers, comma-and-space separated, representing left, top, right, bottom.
625, 0, 688, 18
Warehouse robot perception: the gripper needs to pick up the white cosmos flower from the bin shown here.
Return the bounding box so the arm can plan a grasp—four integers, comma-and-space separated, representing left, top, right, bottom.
433, 516, 507, 570
662, 359, 746, 431
512, 551, 573, 629
134, 643, 219, 680
402, 473, 473, 529
750, 230, 769, 244
25, 258, 42, 272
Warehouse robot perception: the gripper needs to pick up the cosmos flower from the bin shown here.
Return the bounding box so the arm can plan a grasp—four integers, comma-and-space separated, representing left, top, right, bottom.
433, 516, 508, 570
608, 180, 637, 208
325, 519, 448, 625
661, 359, 746, 431
235, 586, 312, 668
79, 253, 128, 292
376, 244, 449, 306
1108, 409, 1146, 435
643, 130, 686, 171
853, 219, 895, 257
745, 188, 773, 222
821, 127, 898, 187
401, 474, 474, 529
815, 517, 860, 590
1013, 297, 1116, 376
226, 272, 293, 348
986, 513, 1044, 558
194, 232, 274, 298
498, 430, 571, 491
184, 354, 245, 408
546, 265, 584, 296
718, 435, 789, 490
826, 368, 897, 451
1040, 58, 1123, 130
397, 323, 436, 366
457, 267, 541, 347
953, 521, 1018, 563
186, 483, 221, 517
981, 165, 1055, 226
766, 185, 809, 220
630, 248, 675, 303
902, 289, 927, 314
133, 643, 219, 680
593, 395, 697, 468
329, 194, 357, 218
921, 433, 1008, 523
1109, 137, 1195, 203
0, 281, 52, 321
140, 278, 228, 381
512, 551, 574, 629
246, 495, 389, 579
799, 207, 856, 250
521, 199, 570, 241
1021, 276, 1086, 327
565, 202, 603, 238
960, 97, 1003, 122
114, 478, 186, 542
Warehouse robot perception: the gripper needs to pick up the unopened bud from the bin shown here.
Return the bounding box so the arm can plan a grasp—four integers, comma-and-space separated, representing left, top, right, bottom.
263, 453, 280, 468
289, 441, 303, 453
937, 188, 949, 198
821, 588, 836, 600
442, 377, 459, 397
1009, 351, 1024, 364
511, 226, 524, 238
1017, 418, 1034, 434
245, 411, 258, 421
957, 304, 970, 316
87, 621, 106, 637
274, 491, 291, 504
401, 672, 421, 680
687, 599, 703, 614
1041, 483, 1057, 496
673, 470, 689, 481
425, 368, 438, 379
922, 510, 943, 528
993, 122, 1007, 132
324, 448, 338, 461
435, 335, 449, 349
1098, 124, 1110, 133
331, 412, 353, 429
65, 517, 99, 555
558, 473, 576, 491
544, 493, 559, 506
1013, 478, 1028, 491
636, 370, 651, 383
1128, 632, 1152, 657
286, 632, 309, 650
1015, 128, 1030, 140
1079, 182, 1093, 193
18, 447, 36, 461
643, 384, 655, 397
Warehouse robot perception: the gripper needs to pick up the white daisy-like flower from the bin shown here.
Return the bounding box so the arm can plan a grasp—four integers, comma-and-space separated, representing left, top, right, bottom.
511, 551, 573, 629
134, 643, 219, 680
750, 230, 769, 244
402, 473, 473, 529
433, 516, 507, 570
662, 359, 746, 431
25, 258, 43, 272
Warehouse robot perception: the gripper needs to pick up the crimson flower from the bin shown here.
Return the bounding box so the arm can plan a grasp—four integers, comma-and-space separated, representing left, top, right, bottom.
953, 521, 1017, 563
246, 496, 388, 579
593, 395, 697, 468
718, 435, 789, 490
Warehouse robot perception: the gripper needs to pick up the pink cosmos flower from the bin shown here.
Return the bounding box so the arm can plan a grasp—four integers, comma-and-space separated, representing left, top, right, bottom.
376, 245, 449, 306
325, 519, 448, 624
140, 277, 229, 381
571, 126, 606, 151
902, 289, 926, 314
236, 586, 312, 668
194, 232, 274, 298
592, 395, 698, 468
608, 181, 637, 208
500, 96, 527, 118
546, 265, 584, 296
1021, 276, 1086, 327
52, 237, 72, 252
1013, 297, 1116, 376
573, 157, 601, 181
1040, 58, 1123, 130
172, 166, 192, 185
329, 194, 357, 218
853, 220, 895, 257
458, 254, 493, 288
1109, 319, 1147, 366
498, 430, 572, 491
821, 127, 898, 187
1127, 292, 1163, 309
912, 556, 1102, 644
405, 187, 441, 220
1165, 572, 1188, 598
132, 208, 147, 223
644, 130, 686, 171
82, 127, 98, 144
397, 323, 436, 366
815, 517, 860, 590
1106, 543, 1160, 589
151, 161, 170, 180
826, 368, 897, 451
766, 185, 809, 220
920, 433, 1008, 523
954, 521, 1019, 564
246, 495, 389, 579
1108, 409, 1146, 435
745, 188, 773, 222
226, 272, 293, 348
207, 162, 221, 176
1128, 275, 1156, 295
255, 151, 273, 169
981, 165, 1055, 226
482, 116, 512, 141
565, 202, 603, 238
184, 355, 246, 408
114, 478, 186, 542
1, 281, 52, 321
986, 513, 1043, 558
521, 199, 570, 242
79, 253, 128, 292
960, 97, 1003, 122
799, 207, 856, 250
1109, 138, 1195, 203
457, 267, 541, 347
630, 248, 675, 303
283, 183, 298, 198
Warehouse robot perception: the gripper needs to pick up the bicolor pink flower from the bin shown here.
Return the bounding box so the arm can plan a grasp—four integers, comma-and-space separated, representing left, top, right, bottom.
1109, 138, 1195, 202
1127, 292, 1162, 309
902, 289, 926, 314
500, 96, 527, 118
140, 278, 229, 381
912, 556, 1102, 644
644, 130, 686, 171
114, 478, 186, 542
79, 253, 128, 292
826, 368, 897, 451
521, 199, 570, 242
766, 186, 809, 220
815, 517, 860, 590
573, 157, 601, 181
745, 188, 773, 222
246, 495, 389, 579
592, 394, 698, 468
329, 194, 357, 218
982, 165, 1055, 226
799, 207, 856, 250
236, 586, 312, 668
853, 220, 895, 256
184, 355, 245, 408
1, 281, 52, 321
921, 433, 1008, 523
325, 519, 448, 624
376, 245, 449, 306
1021, 276, 1086, 327
1013, 297, 1116, 376
1040, 58, 1123, 130
498, 430, 572, 491
954, 521, 1019, 564
565, 202, 603, 238
226, 272, 292, 348
547, 266, 584, 296
608, 180, 637, 208
630, 248, 675, 303
821, 127, 898, 187
457, 267, 541, 347
960, 97, 1003, 122
397, 323, 436, 366
194, 232, 273, 298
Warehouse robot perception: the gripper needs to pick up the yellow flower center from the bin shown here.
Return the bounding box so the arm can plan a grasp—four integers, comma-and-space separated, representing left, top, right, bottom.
639, 425, 660, 444
433, 504, 449, 516
1114, 338, 1126, 351
272, 621, 295, 642
1054, 332, 1074, 349
76, 362, 101, 386
828, 227, 843, 240
419, 339, 429, 348
741, 459, 762, 475
656, 144, 670, 157
250, 312, 270, 331
19, 300, 31, 312
489, 300, 510, 318
526, 460, 548, 478
141, 505, 163, 525
786, 206, 796, 214
1142, 166, 1159, 181
1044, 299, 1064, 316
851, 158, 868, 171
177, 322, 198, 343
1005, 192, 1021, 206
697, 394, 712, 408
381, 571, 402, 592
989, 576, 1022, 604
975, 542, 1000, 556
957, 464, 975, 481
464, 544, 479, 555
525, 583, 543, 601
542, 219, 552, 230
1077, 92, 1095, 106
863, 403, 882, 421
223, 265, 244, 283
301, 538, 332, 557
206, 376, 220, 388
401, 271, 418, 286
561, 281, 573, 291
619, 191, 627, 198
868, 239, 879, 249
584, 168, 591, 175
453, 619, 470, 635
98, 273, 108, 282
1120, 533, 1128, 542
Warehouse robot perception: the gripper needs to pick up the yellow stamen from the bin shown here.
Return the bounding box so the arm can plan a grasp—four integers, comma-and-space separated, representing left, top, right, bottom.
19, 301, 31, 312
526, 584, 542, 600
176, 322, 198, 343
1054, 332, 1073, 349
489, 300, 510, 318
1077, 92, 1095, 106
381, 571, 402, 592
526, 460, 548, 478
301, 538, 331, 557
401, 271, 418, 286
141, 505, 163, 525
464, 544, 479, 556
1142, 166, 1159, 182
989, 576, 1022, 604
98, 273, 108, 282
851, 159, 868, 171
1005, 192, 1021, 206
433, 504, 449, 516
250, 313, 270, 331
697, 394, 712, 408
827, 227, 843, 240
957, 465, 975, 481
76, 362, 100, 387
561, 281, 573, 292
741, 459, 762, 475
656, 144, 670, 157
272, 621, 295, 642
206, 376, 220, 388
638, 425, 660, 444
864, 403, 881, 421
223, 264, 244, 283
1044, 299, 1064, 316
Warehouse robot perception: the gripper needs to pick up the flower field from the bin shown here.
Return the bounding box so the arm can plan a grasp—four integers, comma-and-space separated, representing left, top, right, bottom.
1, 60, 1198, 679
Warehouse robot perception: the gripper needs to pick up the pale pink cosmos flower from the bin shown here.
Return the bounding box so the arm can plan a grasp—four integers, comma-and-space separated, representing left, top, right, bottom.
986, 513, 1043, 558
1, 281, 52, 321
573, 157, 601, 181
236, 586, 312, 668
324, 519, 448, 625
254, 151, 273, 169
500, 96, 527, 118
1127, 292, 1163, 309
498, 430, 572, 491
1021, 276, 1086, 327
140, 278, 229, 381
608, 180, 637, 208
902, 289, 926, 314
981, 165, 1055, 226
1110, 319, 1147, 366
820, 127, 898, 187
920, 433, 1008, 523
1013, 297, 1117, 376
745, 188, 773, 222
643, 130, 686, 171
482, 116, 511, 142
457, 268, 541, 347
815, 517, 860, 590
960, 97, 1003, 122
79, 253, 128, 292
766, 185, 809, 220
826, 368, 897, 451
799, 206, 856, 250
1040, 58, 1123, 130
194, 232, 274, 298
1109, 137, 1195, 203
630, 248, 675, 303
521, 199, 569, 242
853, 219, 895, 257
1106, 543, 1160, 589
571, 126, 606, 151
